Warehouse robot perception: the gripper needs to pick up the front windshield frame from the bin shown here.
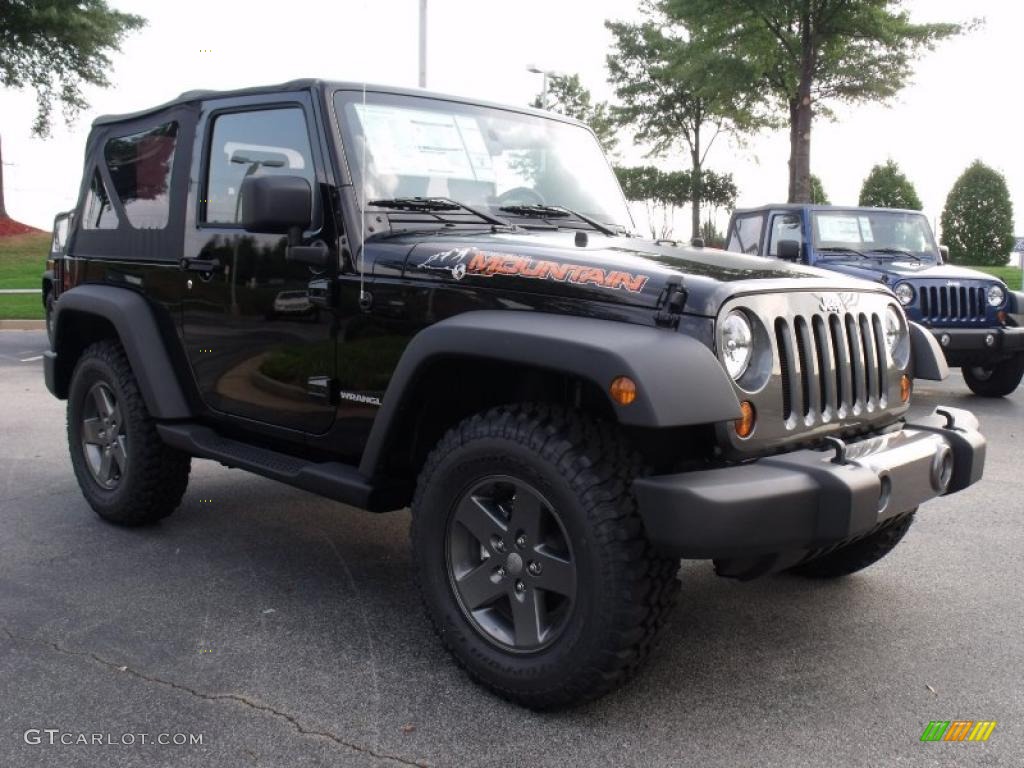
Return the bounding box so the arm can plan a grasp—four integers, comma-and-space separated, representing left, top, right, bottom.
811, 209, 940, 262
331, 89, 633, 231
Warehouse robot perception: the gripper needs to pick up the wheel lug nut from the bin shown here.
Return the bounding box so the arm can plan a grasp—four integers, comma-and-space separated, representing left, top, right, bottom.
491, 536, 505, 553
496, 566, 507, 579
516, 535, 527, 548
528, 561, 542, 576
515, 580, 526, 593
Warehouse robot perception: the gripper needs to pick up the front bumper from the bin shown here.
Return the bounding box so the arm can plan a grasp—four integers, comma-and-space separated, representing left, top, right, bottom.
633, 407, 985, 560
929, 325, 1024, 359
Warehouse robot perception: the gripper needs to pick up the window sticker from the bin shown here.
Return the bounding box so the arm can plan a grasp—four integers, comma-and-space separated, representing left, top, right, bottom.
354, 104, 483, 181
816, 215, 863, 244
858, 216, 874, 242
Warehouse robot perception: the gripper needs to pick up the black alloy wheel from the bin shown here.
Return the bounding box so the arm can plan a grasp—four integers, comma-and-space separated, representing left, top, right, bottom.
446, 476, 576, 652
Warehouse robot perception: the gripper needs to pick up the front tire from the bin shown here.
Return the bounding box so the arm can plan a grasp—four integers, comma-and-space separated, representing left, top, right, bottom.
788, 512, 915, 579
67, 340, 191, 526
962, 355, 1024, 397
411, 405, 679, 709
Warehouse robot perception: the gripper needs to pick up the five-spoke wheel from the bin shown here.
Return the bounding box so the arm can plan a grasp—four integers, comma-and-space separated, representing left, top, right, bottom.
80, 382, 127, 489
446, 476, 576, 651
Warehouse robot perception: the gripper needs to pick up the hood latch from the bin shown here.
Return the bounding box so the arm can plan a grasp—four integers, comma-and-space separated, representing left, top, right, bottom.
655, 278, 686, 328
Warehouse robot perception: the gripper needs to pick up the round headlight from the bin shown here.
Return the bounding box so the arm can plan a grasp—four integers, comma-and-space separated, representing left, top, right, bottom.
987, 284, 1006, 307
885, 305, 911, 368
720, 310, 753, 379
893, 282, 914, 306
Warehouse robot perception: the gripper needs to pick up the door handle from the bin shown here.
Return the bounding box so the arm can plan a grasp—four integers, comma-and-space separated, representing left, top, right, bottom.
180, 256, 222, 273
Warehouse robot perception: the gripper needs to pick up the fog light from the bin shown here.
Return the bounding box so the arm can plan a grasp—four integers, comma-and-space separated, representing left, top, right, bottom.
609, 376, 637, 405
940, 334, 951, 347
930, 445, 954, 492
984, 334, 995, 347
900, 374, 912, 403
734, 400, 756, 438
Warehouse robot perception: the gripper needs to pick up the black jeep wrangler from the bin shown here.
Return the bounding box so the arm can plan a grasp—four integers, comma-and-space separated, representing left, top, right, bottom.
44, 80, 986, 709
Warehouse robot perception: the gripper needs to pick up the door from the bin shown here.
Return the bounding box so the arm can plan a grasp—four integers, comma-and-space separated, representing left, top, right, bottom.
182, 95, 336, 434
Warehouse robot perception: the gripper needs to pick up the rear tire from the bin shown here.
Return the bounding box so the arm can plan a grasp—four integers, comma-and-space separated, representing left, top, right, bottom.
788, 512, 915, 579
411, 404, 679, 709
67, 340, 191, 526
962, 355, 1024, 397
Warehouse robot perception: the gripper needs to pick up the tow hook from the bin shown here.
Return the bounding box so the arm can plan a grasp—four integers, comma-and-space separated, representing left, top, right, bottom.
935, 407, 960, 431
823, 436, 848, 465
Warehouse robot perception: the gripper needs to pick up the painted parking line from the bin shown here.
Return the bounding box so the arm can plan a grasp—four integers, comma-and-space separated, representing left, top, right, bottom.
20, 356, 43, 362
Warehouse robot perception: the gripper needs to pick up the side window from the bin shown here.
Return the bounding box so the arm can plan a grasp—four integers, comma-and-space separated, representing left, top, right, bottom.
203, 107, 315, 225
82, 169, 119, 230
103, 121, 178, 229
768, 213, 803, 258
726, 214, 764, 255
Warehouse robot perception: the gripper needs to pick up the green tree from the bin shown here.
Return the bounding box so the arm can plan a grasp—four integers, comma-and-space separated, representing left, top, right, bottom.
661, 0, 968, 203
810, 174, 830, 205
531, 73, 618, 155
607, 14, 767, 239
0, 0, 145, 220
940, 161, 1014, 266
614, 164, 736, 240
858, 160, 922, 209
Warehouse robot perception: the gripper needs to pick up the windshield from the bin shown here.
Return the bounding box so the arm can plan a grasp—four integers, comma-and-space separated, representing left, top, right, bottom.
333, 91, 632, 229
812, 210, 939, 262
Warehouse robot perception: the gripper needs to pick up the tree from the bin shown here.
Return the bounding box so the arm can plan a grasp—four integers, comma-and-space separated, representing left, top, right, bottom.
940, 161, 1014, 267
662, 0, 968, 203
607, 14, 767, 239
810, 174, 830, 205
0, 0, 145, 223
614, 165, 736, 240
531, 73, 618, 155
858, 160, 922, 209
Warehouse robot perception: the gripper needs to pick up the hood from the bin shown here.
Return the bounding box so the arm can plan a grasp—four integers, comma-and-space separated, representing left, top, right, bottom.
817, 257, 1001, 286
391, 230, 884, 316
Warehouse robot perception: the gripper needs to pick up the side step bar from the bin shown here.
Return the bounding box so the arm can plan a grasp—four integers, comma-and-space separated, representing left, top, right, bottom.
156, 423, 405, 512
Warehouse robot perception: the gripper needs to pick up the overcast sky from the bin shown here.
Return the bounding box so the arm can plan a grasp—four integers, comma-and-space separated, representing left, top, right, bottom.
1, 0, 1021, 238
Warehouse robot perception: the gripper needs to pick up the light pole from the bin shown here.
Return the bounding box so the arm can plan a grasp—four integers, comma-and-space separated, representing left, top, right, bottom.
527, 65, 556, 109
419, 0, 427, 88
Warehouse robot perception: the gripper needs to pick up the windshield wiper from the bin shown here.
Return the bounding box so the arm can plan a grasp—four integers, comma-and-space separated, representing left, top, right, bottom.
368, 197, 510, 227
818, 246, 868, 259
498, 204, 617, 237
866, 247, 922, 262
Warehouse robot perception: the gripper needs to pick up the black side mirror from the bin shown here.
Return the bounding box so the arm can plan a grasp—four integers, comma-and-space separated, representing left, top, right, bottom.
939, 244, 950, 263
777, 239, 801, 261
240, 175, 312, 234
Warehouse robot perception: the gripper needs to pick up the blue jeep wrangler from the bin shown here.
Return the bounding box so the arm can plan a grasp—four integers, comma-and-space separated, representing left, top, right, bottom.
726, 205, 1024, 396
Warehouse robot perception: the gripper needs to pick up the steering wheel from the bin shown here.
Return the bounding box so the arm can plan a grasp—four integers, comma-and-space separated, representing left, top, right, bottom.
496, 187, 546, 207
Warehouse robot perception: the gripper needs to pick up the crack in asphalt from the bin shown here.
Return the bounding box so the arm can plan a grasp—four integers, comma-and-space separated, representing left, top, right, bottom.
1, 627, 428, 767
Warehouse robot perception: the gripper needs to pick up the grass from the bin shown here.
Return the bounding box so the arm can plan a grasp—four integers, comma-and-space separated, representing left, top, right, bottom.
969, 265, 1023, 290
0, 232, 51, 289
0, 293, 45, 320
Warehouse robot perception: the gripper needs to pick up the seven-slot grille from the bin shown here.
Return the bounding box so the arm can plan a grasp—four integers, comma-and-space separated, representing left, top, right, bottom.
774, 309, 888, 426
918, 284, 987, 323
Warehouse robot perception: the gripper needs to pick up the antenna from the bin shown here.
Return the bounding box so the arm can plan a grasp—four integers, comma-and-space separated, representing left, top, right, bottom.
359, 80, 367, 303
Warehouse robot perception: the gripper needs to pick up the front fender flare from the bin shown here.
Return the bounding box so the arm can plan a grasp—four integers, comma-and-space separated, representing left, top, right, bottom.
358, 310, 741, 477
909, 321, 949, 381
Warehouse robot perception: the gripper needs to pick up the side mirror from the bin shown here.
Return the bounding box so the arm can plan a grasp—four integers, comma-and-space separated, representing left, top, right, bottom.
777, 239, 801, 261
939, 244, 950, 263
240, 175, 312, 234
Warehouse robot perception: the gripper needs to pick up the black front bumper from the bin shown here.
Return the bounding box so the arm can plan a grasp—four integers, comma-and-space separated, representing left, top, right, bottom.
930, 325, 1024, 363
633, 407, 985, 560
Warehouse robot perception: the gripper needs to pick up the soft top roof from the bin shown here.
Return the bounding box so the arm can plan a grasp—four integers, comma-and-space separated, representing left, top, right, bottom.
734, 203, 925, 217
92, 78, 580, 127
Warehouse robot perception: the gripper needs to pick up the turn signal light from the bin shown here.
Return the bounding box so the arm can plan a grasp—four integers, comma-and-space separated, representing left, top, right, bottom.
609, 376, 637, 405
734, 400, 756, 438
997, 310, 1007, 325
900, 374, 912, 403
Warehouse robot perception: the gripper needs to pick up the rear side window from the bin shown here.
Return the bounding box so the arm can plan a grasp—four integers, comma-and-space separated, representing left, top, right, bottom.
82, 170, 119, 230
103, 122, 178, 229
727, 214, 764, 255
203, 107, 315, 225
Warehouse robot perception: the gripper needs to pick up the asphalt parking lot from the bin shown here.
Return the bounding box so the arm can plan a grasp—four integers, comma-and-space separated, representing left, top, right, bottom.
1, 328, 1021, 768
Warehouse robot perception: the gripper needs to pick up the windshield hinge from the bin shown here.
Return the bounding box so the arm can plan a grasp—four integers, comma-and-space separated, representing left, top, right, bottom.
655, 278, 686, 328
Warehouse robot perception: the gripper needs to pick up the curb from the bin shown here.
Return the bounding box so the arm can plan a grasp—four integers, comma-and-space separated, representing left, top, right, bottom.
0, 320, 46, 330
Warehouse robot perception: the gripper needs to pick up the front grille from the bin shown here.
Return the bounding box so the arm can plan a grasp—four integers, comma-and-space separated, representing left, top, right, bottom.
919, 285, 986, 322
774, 309, 888, 424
